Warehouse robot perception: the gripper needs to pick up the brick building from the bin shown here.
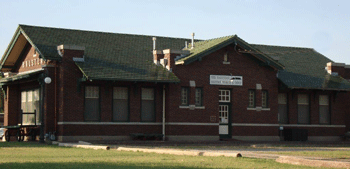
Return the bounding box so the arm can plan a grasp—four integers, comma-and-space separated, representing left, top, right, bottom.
1, 25, 350, 142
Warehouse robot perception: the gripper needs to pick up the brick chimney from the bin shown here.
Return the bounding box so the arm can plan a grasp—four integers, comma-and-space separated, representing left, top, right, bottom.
57, 45, 85, 62
162, 49, 184, 72
326, 62, 350, 79
153, 50, 164, 65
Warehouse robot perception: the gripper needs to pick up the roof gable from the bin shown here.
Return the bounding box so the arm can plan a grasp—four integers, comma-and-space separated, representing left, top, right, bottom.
175, 35, 284, 70
252, 45, 350, 90
11, 24, 191, 82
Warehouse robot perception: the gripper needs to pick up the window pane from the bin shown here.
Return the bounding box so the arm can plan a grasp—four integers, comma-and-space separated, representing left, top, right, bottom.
219, 90, 230, 102
113, 100, 128, 122
113, 87, 128, 122
114, 87, 128, 99
181, 87, 188, 105
319, 105, 330, 124
85, 98, 99, 121
278, 105, 288, 124
248, 90, 255, 107
298, 105, 310, 124
298, 94, 309, 105
298, 94, 309, 124
319, 95, 330, 124
33, 89, 40, 124
319, 95, 329, 105
262, 91, 268, 108
142, 88, 155, 122
141, 100, 155, 122
278, 93, 287, 104
85, 86, 99, 98
142, 88, 154, 100
195, 88, 202, 106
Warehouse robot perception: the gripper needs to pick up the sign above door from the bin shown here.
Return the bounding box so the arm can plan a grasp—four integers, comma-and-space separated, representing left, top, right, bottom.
210, 75, 243, 86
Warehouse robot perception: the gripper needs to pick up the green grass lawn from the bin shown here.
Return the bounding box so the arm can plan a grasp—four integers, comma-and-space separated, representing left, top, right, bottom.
0, 142, 321, 169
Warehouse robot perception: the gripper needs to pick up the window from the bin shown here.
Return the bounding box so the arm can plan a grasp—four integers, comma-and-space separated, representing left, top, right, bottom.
278, 93, 288, 124
262, 90, 268, 108
21, 89, 40, 125
113, 87, 128, 122
181, 87, 189, 106
219, 89, 230, 102
319, 95, 330, 124
195, 88, 202, 106
84, 86, 100, 121
248, 90, 255, 107
298, 94, 310, 124
141, 88, 155, 122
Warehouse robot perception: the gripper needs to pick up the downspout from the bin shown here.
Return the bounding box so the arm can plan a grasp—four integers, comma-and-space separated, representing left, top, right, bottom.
162, 84, 166, 141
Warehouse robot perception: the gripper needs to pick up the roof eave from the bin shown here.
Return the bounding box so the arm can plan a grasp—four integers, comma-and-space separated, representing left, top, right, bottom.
87, 77, 180, 83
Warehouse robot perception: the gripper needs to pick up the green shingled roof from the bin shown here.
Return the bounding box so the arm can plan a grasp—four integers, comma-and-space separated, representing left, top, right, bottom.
19, 25, 190, 82
176, 35, 284, 70
252, 45, 350, 90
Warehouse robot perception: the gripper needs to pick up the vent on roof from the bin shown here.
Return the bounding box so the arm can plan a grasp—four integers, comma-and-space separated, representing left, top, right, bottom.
191, 32, 195, 49
152, 37, 157, 50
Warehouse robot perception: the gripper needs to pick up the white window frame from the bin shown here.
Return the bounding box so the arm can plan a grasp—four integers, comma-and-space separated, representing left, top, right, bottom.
181, 87, 189, 106
195, 88, 202, 106
219, 89, 230, 103
248, 90, 255, 107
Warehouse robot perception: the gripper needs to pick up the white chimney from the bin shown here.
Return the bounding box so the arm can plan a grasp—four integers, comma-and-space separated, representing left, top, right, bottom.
191, 33, 195, 49
152, 37, 157, 50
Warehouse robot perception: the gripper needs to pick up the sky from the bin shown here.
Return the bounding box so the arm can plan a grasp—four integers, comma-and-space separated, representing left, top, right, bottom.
1, 0, 350, 63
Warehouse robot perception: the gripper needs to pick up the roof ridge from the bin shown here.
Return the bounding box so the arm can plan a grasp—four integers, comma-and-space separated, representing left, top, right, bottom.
251, 44, 314, 50
19, 24, 193, 41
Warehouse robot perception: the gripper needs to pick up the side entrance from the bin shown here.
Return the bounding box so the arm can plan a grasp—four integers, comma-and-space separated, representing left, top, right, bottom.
219, 89, 231, 139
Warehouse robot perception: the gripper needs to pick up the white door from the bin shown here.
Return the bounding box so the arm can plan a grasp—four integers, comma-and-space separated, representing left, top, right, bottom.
219, 105, 229, 134
219, 90, 230, 136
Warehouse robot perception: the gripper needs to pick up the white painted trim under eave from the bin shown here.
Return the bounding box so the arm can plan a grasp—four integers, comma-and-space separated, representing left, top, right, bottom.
232, 123, 346, 128
57, 122, 346, 128
57, 122, 218, 126
57, 122, 162, 125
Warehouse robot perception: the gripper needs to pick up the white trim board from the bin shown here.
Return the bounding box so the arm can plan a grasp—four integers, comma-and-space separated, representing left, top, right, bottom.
232, 123, 346, 128
56, 122, 346, 128
57, 122, 218, 126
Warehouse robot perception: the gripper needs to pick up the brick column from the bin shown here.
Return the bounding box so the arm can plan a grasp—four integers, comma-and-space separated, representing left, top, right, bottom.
4, 85, 19, 126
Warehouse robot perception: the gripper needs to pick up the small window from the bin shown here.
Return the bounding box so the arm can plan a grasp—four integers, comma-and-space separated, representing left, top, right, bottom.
141, 88, 155, 122
262, 90, 268, 108
219, 89, 230, 102
248, 90, 255, 108
84, 86, 100, 121
224, 52, 228, 62
319, 95, 330, 124
33, 50, 37, 57
195, 88, 203, 106
181, 87, 189, 106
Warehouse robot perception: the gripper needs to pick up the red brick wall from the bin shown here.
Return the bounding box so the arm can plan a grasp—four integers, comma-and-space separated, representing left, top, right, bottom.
4, 85, 19, 126
166, 45, 279, 136
16, 46, 47, 73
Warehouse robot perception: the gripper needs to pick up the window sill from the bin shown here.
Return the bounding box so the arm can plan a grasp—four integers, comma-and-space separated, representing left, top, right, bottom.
179, 105, 205, 110
247, 107, 270, 111
223, 61, 230, 64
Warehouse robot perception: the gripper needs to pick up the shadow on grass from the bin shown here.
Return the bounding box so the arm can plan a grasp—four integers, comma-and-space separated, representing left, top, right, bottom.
0, 162, 206, 169
0, 141, 66, 148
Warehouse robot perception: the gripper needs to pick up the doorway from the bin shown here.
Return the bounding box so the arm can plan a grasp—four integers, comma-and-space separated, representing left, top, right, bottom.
219, 89, 231, 139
